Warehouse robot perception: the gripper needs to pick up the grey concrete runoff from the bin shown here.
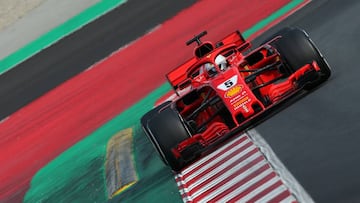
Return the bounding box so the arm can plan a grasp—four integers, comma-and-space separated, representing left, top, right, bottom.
0, 0, 100, 60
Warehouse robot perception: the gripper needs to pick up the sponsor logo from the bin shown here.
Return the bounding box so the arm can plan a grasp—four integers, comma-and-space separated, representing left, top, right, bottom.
225, 85, 242, 98
233, 96, 251, 111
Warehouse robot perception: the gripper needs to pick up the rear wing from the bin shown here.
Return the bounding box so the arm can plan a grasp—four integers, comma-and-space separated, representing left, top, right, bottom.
166, 30, 248, 95
219, 30, 247, 48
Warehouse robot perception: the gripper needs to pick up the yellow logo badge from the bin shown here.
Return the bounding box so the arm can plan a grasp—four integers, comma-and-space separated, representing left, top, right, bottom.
225, 85, 242, 98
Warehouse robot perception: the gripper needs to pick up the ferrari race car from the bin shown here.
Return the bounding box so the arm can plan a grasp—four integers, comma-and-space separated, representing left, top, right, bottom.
141, 27, 331, 171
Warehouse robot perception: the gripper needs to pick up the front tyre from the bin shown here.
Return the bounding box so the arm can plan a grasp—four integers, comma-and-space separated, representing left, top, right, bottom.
272, 27, 331, 89
141, 105, 191, 172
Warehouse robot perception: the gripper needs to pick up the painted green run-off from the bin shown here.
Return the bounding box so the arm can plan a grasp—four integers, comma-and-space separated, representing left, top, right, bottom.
0, 0, 127, 75
24, 83, 177, 203
24, 0, 306, 202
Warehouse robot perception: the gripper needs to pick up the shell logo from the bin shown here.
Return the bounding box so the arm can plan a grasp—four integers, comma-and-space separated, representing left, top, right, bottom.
225, 85, 242, 98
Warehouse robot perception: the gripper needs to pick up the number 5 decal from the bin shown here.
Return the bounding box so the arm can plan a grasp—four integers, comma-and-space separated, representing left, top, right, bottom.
217, 75, 238, 91
224, 80, 233, 88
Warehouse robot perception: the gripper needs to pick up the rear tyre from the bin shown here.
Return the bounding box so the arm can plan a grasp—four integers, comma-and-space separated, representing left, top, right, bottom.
141, 105, 191, 172
271, 27, 331, 89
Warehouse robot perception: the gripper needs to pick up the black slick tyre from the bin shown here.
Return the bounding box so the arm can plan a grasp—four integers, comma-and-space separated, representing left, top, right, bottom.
271, 27, 331, 89
141, 104, 190, 172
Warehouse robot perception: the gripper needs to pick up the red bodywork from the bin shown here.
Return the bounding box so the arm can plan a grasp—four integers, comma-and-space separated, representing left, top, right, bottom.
154, 30, 321, 161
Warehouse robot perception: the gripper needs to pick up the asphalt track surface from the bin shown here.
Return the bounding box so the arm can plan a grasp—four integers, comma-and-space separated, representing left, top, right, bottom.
253, 0, 360, 202
1, 0, 360, 203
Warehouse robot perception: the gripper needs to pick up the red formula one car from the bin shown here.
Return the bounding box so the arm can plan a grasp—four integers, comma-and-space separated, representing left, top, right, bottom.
141, 27, 331, 171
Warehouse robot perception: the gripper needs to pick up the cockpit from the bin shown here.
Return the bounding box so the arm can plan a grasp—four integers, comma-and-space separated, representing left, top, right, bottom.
189, 54, 230, 80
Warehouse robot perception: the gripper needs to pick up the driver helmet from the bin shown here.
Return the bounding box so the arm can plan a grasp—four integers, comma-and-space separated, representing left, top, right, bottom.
215, 54, 228, 71
204, 63, 217, 77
